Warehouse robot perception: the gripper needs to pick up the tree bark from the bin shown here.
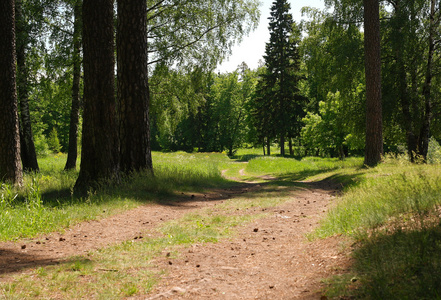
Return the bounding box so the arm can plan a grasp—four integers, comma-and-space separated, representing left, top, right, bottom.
363, 0, 383, 166
75, 0, 119, 192
392, 0, 418, 162
266, 137, 271, 156
65, 0, 82, 171
0, 0, 23, 184
289, 138, 293, 156
117, 0, 153, 173
15, 0, 39, 172
419, 0, 435, 161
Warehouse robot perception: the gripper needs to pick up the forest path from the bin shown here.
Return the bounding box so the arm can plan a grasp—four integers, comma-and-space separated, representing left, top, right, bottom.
0, 167, 351, 299
138, 178, 351, 299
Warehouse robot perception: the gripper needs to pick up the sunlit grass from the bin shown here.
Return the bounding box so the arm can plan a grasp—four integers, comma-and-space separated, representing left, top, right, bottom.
0, 190, 269, 299
0, 152, 234, 242
245, 156, 363, 180
316, 158, 441, 299
315, 162, 441, 238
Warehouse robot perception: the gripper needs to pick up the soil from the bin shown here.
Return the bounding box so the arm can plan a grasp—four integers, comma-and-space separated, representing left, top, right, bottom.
0, 171, 352, 299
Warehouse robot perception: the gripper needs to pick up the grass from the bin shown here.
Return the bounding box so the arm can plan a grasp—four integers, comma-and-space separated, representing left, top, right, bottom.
4, 150, 440, 298
0, 184, 283, 299
315, 156, 441, 299
0, 152, 232, 242
1, 210, 264, 299
0, 149, 363, 299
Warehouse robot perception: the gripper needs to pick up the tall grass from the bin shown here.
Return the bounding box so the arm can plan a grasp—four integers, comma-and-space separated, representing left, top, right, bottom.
316, 162, 441, 238
317, 158, 441, 299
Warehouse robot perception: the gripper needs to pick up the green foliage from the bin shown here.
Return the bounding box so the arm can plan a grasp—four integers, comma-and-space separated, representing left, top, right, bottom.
150, 66, 210, 151
427, 137, 441, 164
33, 133, 51, 157
150, 66, 260, 154
147, 0, 260, 70
47, 127, 61, 153
299, 8, 365, 149
301, 92, 364, 158
205, 71, 252, 155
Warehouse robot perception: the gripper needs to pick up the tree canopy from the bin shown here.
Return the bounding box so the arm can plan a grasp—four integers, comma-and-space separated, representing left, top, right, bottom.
3, 0, 441, 187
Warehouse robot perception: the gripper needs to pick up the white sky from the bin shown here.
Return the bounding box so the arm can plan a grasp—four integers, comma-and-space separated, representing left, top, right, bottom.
217, 0, 326, 73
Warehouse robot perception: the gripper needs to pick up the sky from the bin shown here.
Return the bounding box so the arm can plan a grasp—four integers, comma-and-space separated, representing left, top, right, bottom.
217, 0, 326, 73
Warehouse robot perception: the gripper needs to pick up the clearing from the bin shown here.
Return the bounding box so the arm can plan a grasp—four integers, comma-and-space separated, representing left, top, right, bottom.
0, 169, 352, 299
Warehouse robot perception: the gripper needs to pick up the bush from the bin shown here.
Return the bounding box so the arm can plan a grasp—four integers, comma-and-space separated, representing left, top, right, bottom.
34, 133, 50, 157
47, 128, 61, 153
427, 137, 441, 164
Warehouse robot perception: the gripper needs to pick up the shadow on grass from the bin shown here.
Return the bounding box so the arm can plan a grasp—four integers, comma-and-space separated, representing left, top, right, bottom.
332, 223, 441, 299
245, 169, 364, 190
0, 166, 368, 278
36, 166, 366, 210
0, 248, 66, 276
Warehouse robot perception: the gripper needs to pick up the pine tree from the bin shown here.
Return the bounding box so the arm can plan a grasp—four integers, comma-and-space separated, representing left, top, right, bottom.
0, 0, 23, 184
117, 0, 153, 174
254, 0, 305, 156
363, 0, 383, 166
74, 0, 120, 192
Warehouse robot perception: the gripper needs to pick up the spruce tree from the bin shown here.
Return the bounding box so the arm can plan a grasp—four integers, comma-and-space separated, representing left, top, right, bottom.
254, 0, 305, 156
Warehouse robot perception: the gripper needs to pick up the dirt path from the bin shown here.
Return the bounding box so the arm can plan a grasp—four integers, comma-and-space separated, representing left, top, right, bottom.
0, 176, 351, 299
139, 180, 351, 299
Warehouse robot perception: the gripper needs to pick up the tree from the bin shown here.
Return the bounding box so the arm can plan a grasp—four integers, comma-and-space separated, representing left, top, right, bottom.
420, 0, 436, 161
255, 0, 305, 156
146, 0, 260, 70
64, 0, 82, 170
117, 0, 153, 174
0, 0, 23, 184
363, 0, 383, 166
301, 92, 364, 158
251, 66, 275, 155
149, 65, 209, 151
209, 72, 250, 155
300, 8, 366, 156
74, 0, 119, 191
16, 0, 39, 172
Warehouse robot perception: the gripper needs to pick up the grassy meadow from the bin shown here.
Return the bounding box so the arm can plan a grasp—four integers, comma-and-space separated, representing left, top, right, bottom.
1, 150, 441, 299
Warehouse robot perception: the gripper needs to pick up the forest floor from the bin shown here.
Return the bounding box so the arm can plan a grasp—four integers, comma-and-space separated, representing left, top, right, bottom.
0, 170, 353, 299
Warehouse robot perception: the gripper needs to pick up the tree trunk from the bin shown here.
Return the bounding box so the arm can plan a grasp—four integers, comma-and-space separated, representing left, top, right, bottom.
280, 134, 285, 156
393, 0, 418, 162
65, 0, 82, 171
363, 0, 383, 166
289, 138, 293, 156
0, 0, 23, 184
15, 0, 39, 172
117, 0, 153, 174
419, 0, 435, 161
339, 145, 345, 161
266, 137, 271, 156
75, 0, 119, 192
